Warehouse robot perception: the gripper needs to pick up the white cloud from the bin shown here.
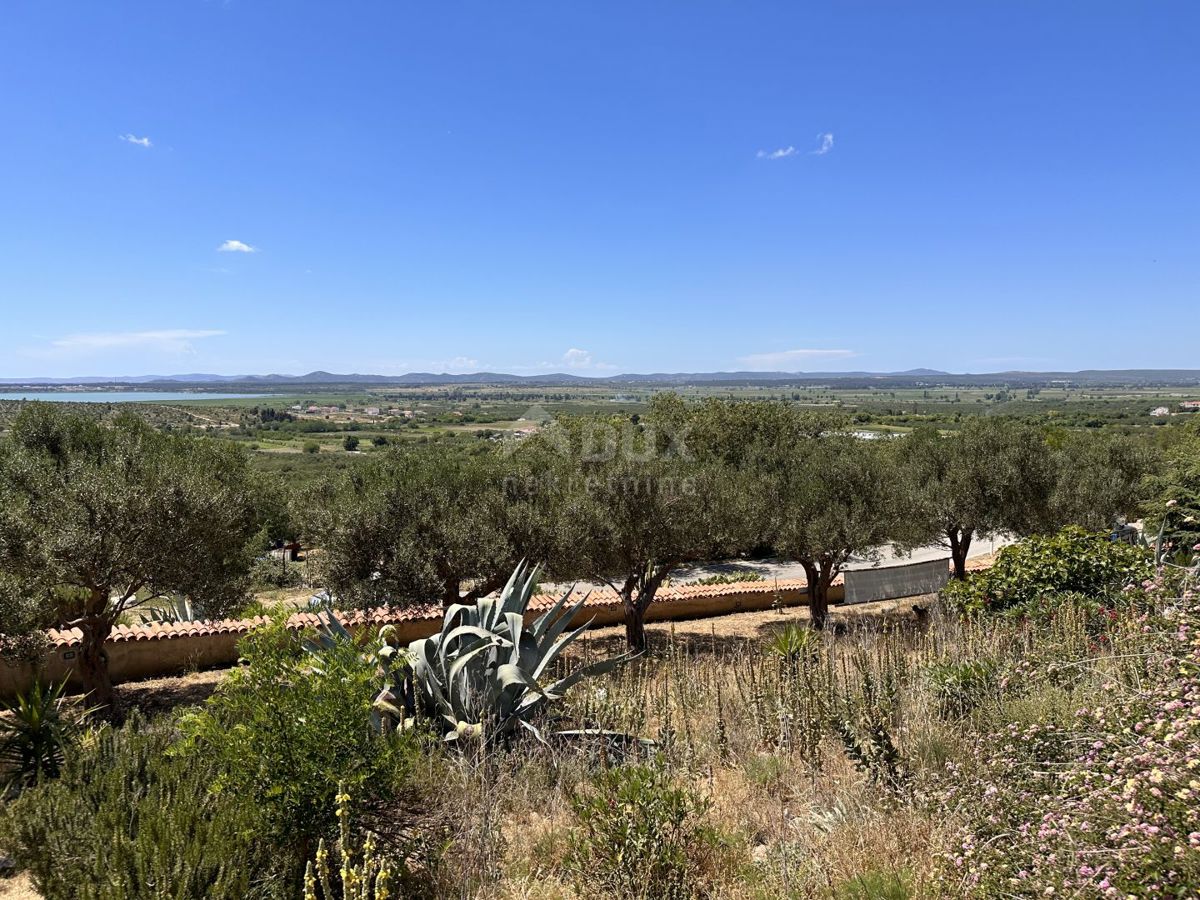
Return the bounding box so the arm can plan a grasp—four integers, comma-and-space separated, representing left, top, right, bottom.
811, 133, 834, 155
119, 134, 152, 148
561, 348, 616, 370
217, 239, 257, 253
738, 348, 857, 370
40, 329, 226, 358
756, 146, 797, 160
562, 348, 594, 368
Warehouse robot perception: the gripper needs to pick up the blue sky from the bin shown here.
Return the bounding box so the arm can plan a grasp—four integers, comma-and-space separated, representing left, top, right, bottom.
2, 2, 1197, 377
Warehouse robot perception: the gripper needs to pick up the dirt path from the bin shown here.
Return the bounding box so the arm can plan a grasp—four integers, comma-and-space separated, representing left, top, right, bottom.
575, 593, 931, 656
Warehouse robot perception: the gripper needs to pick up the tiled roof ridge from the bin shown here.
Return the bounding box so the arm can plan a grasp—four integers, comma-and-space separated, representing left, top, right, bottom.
45, 577, 816, 649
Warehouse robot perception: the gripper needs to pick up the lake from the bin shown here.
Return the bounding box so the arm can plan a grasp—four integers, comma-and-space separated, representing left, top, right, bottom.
0, 391, 268, 403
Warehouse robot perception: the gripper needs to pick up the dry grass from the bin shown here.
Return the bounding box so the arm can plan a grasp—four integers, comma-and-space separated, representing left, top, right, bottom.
419, 607, 957, 898
27, 590, 1155, 898
409, 590, 1169, 899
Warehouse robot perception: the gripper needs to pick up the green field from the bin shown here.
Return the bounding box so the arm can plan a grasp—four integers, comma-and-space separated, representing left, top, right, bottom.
4, 379, 1199, 487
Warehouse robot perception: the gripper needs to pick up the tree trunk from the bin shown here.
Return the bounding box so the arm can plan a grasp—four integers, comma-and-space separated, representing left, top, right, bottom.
623, 597, 647, 652
948, 527, 973, 580
442, 578, 461, 610
802, 562, 830, 630
78, 615, 115, 709
618, 565, 672, 653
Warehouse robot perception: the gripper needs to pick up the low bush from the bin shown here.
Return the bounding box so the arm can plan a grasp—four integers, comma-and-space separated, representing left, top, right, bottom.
936, 591, 1200, 895
940, 526, 1153, 614
692, 570, 765, 586
250, 555, 303, 589
567, 759, 726, 899
924, 658, 998, 719
0, 679, 92, 791
0, 714, 280, 899
175, 616, 429, 866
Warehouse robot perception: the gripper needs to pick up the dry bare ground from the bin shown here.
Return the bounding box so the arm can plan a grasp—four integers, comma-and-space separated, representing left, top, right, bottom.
0, 873, 38, 900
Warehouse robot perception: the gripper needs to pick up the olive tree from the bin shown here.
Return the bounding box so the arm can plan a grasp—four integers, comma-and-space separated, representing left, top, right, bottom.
899, 418, 1057, 579
773, 434, 911, 629
1142, 419, 1200, 553
0, 405, 261, 705
1050, 431, 1157, 532
557, 454, 751, 651
302, 447, 555, 609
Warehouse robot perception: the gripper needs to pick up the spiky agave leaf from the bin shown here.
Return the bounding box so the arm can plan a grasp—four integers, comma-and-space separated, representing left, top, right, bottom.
401, 562, 633, 744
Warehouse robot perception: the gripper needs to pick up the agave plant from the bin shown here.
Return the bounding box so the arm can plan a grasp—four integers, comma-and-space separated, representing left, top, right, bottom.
400, 562, 634, 744
136, 595, 202, 626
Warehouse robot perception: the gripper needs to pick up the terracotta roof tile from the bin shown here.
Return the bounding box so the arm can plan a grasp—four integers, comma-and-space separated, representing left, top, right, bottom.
41, 562, 974, 651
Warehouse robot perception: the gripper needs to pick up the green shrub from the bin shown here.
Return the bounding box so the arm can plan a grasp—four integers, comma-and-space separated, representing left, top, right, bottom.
567, 759, 722, 899
924, 658, 998, 719
176, 616, 426, 860
692, 570, 764, 586
940, 526, 1153, 614
1, 714, 279, 899
303, 441, 321, 454
765, 623, 820, 666
834, 868, 912, 900
0, 679, 93, 791
250, 555, 303, 589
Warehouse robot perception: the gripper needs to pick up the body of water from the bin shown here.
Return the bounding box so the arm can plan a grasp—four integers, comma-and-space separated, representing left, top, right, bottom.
0, 391, 268, 403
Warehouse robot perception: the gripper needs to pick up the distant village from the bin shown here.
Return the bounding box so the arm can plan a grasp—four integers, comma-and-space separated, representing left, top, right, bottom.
290, 403, 418, 420
1150, 399, 1200, 417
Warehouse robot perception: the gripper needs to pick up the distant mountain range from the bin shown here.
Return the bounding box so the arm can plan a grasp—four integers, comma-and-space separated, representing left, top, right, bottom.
3, 368, 1200, 389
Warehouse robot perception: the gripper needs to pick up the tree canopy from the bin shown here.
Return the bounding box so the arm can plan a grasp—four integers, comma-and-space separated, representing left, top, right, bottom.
1050, 430, 1156, 532
899, 419, 1057, 578
555, 453, 752, 650
0, 404, 261, 704
302, 447, 555, 609
773, 433, 913, 628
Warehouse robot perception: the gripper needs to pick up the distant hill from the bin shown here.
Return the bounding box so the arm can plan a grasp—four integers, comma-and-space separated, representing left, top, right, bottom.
3, 368, 1200, 389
